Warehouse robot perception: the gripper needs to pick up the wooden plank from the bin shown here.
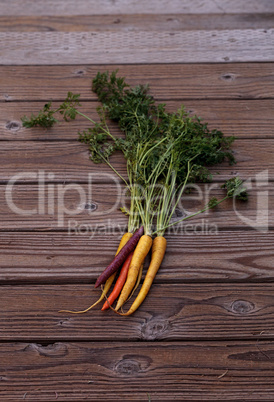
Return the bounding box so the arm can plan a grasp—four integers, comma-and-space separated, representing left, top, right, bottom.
0, 182, 271, 230
1, 30, 273, 65
0, 139, 272, 183
1, 284, 274, 340
2, 100, 274, 141
1, 14, 274, 32
0, 231, 273, 283
1, 0, 273, 16
1, 341, 274, 401
1, 64, 274, 102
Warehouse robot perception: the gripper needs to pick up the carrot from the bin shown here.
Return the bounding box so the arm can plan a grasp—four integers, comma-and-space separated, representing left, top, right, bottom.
95, 226, 144, 288
118, 262, 144, 314
103, 263, 143, 313
59, 232, 132, 314
126, 262, 143, 304
118, 236, 166, 316
115, 234, 152, 311
101, 251, 133, 311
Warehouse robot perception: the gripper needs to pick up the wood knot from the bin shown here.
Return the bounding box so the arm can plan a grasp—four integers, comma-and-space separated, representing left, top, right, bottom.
229, 349, 273, 362
141, 319, 170, 340
6, 121, 21, 131
113, 18, 121, 24
114, 359, 141, 375
75, 70, 85, 75
114, 355, 151, 375
24, 342, 68, 358
58, 318, 71, 326
221, 73, 236, 82
231, 299, 255, 315
84, 202, 97, 211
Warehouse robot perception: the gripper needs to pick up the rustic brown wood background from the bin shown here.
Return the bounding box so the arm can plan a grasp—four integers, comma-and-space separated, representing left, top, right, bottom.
0, 1, 274, 400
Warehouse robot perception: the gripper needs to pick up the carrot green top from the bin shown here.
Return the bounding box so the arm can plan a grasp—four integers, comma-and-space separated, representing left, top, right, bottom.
21, 70, 248, 236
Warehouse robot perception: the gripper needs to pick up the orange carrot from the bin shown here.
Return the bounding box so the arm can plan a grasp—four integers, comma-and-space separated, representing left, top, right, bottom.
101, 251, 133, 311
115, 234, 152, 311
59, 232, 132, 314
120, 236, 166, 316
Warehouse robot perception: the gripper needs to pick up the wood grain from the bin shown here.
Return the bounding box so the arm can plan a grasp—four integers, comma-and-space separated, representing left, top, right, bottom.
1, 284, 274, 340
1, 341, 274, 400
0, 231, 273, 283
1, 1, 273, 399
3, 100, 274, 141
1, 0, 273, 15
1, 14, 273, 32
1, 64, 274, 102
1, 30, 273, 65
0, 182, 271, 230
0, 139, 272, 183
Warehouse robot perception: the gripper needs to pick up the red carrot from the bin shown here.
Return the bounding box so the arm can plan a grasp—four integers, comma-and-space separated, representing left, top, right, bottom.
101, 251, 133, 311
95, 226, 144, 288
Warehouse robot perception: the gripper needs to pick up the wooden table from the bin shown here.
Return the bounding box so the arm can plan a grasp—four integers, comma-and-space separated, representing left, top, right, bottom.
1, 1, 274, 400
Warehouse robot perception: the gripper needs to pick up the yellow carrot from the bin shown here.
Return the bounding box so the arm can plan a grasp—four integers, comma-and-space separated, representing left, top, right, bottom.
121, 236, 166, 316
124, 263, 144, 305
59, 232, 132, 314
115, 234, 152, 311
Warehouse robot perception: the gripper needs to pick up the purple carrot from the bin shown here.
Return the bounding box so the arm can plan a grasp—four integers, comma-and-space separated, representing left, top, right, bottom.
95, 226, 144, 288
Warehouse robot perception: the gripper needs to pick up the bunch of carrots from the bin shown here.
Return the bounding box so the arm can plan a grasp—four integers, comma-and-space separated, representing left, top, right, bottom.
22, 71, 248, 316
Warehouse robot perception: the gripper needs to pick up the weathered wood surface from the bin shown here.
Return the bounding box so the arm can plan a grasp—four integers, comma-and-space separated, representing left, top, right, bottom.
1, 341, 274, 401
1, 14, 274, 32
1, 1, 273, 399
3, 100, 274, 141
0, 231, 273, 284
0, 183, 271, 229
1, 30, 273, 64
1, 0, 273, 16
0, 139, 272, 183
1, 284, 274, 340
1, 64, 274, 102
